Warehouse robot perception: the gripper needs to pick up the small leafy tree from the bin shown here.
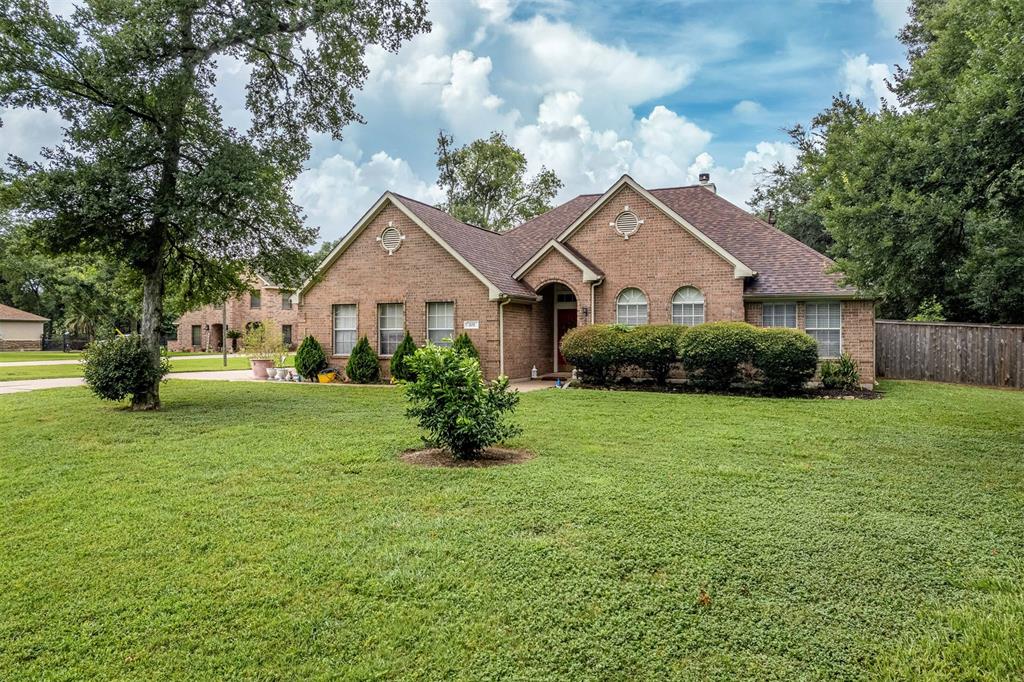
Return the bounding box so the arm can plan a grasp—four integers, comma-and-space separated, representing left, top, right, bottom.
241, 322, 285, 361
82, 334, 170, 409
403, 344, 521, 459
345, 335, 380, 383
225, 329, 243, 352
294, 335, 327, 380
451, 332, 479, 360
389, 331, 418, 381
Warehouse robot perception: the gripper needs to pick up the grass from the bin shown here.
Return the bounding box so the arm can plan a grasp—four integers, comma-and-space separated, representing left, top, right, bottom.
0, 351, 81, 362
0, 355, 290, 381
1, 380, 1021, 680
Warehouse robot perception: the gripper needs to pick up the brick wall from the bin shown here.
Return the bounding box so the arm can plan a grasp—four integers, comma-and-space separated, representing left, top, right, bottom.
743, 299, 876, 385
299, 203, 501, 380
0, 339, 42, 351
168, 279, 299, 352
565, 186, 746, 325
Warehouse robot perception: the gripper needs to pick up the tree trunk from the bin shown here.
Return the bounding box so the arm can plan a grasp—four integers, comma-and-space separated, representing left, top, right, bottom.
133, 256, 165, 410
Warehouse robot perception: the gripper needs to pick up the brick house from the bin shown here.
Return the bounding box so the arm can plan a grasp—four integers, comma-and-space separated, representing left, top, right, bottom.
292, 174, 874, 386
168, 275, 300, 352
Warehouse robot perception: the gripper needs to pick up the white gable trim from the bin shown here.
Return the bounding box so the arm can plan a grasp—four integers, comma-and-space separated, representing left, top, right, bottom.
554, 175, 756, 279
512, 240, 604, 283
295, 193, 503, 302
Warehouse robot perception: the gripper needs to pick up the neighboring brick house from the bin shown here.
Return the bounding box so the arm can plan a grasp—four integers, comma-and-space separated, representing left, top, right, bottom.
295, 174, 876, 386
0, 303, 48, 350
168, 275, 300, 352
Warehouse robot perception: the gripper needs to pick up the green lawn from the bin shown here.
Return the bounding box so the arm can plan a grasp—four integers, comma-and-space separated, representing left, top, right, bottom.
1, 381, 1021, 680
0, 351, 81, 362
0, 356, 288, 381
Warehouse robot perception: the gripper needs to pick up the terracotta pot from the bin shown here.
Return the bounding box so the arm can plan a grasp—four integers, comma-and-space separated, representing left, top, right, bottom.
250, 358, 275, 378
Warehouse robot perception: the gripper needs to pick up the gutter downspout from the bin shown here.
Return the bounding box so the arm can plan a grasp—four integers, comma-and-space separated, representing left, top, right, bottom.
498, 297, 510, 377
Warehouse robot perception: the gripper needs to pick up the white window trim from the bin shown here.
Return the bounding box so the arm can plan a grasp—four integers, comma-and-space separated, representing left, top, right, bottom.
616, 287, 649, 326
671, 286, 705, 326
377, 302, 405, 357
804, 301, 843, 358
426, 301, 455, 346
332, 303, 358, 357
762, 301, 798, 328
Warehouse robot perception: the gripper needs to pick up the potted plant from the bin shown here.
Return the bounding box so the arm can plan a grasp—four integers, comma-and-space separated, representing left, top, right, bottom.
242, 323, 285, 378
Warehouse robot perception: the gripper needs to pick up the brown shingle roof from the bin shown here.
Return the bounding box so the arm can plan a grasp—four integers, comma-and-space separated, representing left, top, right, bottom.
649, 186, 856, 296
393, 194, 537, 298
0, 303, 49, 322
387, 183, 859, 299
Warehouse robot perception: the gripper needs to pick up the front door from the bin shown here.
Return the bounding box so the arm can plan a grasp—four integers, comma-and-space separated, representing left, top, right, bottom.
556, 308, 577, 369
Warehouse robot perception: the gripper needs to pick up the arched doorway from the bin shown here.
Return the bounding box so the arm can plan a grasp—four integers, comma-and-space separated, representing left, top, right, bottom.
210, 323, 224, 351
535, 282, 579, 375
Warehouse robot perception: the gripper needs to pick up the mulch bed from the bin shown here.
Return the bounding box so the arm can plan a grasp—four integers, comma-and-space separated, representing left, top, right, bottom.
575, 381, 881, 400
400, 447, 535, 468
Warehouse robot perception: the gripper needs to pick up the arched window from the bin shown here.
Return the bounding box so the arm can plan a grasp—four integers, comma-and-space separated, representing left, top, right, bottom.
671, 287, 705, 326
616, 288, 648, 325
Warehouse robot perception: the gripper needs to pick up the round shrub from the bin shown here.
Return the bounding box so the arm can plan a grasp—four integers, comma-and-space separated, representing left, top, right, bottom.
624, 325, 687, 385
294, 335, 328, 380
678, 321, 759, 390
404, 344, 522, 459
753, 328, 819, 394
451, 332, 479, 360
345, 335, 380, 383
390, 331, 418, 382
560, 325, 629, 385
82, 334, 170, 404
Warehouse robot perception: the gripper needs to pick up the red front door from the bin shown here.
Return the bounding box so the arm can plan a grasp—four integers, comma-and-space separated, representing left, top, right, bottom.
556, 308, 577, 368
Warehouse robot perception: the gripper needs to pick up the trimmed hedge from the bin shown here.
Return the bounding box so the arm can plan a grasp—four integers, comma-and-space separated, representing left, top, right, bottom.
754, 327, 819, 394
679, 322, 760, 390
562, 321, 821, 393
560, 325, 629, 385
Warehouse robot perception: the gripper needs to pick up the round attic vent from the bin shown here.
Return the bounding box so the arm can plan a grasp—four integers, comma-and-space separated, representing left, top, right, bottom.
378, 224, 405, 254
611, 210, 642, 239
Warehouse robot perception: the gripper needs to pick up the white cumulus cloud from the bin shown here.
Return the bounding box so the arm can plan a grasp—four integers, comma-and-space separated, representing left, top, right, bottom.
842, 53, 894, 110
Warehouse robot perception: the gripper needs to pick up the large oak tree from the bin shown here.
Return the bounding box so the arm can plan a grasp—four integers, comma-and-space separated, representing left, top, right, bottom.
0, 0, 428, 408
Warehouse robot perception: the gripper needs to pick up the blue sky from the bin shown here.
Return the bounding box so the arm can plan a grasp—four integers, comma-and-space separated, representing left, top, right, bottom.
1, 0, 910, 245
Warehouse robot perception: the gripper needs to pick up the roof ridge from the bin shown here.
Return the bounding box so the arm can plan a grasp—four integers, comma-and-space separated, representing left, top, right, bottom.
390, 192, 509, 237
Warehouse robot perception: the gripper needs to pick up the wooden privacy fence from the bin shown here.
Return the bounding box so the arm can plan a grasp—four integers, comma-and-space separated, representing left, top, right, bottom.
876, 320, 1024, 388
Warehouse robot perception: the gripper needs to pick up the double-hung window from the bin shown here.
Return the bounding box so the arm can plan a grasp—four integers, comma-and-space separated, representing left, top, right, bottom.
250, 292, 261, 309
378, 303, 404, 355
427, 302, 455, 345
191, 325, 202, 346
805, 302, 842, 357
332, 304, 357, 355
763, 302, 797, 328
281, 291, 293, 310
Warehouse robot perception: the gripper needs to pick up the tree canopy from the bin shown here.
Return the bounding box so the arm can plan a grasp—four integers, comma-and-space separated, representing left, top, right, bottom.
435, 130, 563, 232
0, 0, 428, 407
752, 0, 1024, 323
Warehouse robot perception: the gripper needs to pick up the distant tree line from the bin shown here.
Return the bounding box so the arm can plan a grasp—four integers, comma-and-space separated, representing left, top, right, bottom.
751, 0, 1023, 323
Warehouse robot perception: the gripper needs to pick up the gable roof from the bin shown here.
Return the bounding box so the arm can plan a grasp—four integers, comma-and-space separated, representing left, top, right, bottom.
648, 186, 856, 297
302, 177, 863, 302
0, 303, 49, 322
550, 175, 755, 278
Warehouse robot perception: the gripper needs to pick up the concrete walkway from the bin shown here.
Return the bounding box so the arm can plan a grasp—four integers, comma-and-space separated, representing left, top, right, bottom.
0, 371, 567, 395
0, 354, 243, 367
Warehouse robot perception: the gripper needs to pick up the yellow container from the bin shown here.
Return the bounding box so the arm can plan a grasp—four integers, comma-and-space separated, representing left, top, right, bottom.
318, 371, 336, 384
